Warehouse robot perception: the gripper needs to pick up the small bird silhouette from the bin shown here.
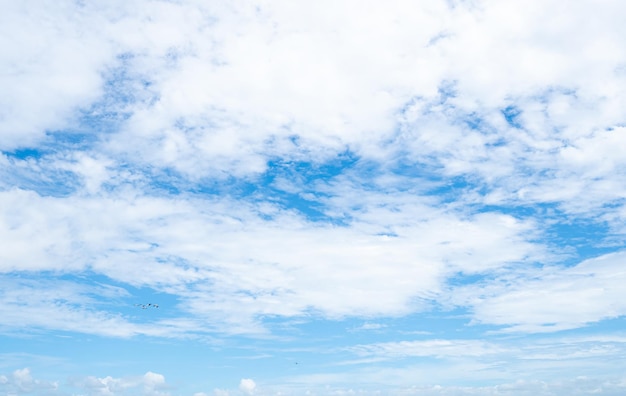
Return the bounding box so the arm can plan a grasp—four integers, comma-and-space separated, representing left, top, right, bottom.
134, 303, 158, 309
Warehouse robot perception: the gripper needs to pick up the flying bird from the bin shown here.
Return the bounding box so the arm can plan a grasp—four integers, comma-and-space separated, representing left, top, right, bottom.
134, 303, 159, 309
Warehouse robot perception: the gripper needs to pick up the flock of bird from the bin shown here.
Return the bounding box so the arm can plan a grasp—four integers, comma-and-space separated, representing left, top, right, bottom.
134, 303, 158, 309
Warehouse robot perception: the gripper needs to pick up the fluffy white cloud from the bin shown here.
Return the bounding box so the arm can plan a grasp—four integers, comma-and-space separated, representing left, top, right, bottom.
0, 183, 547, 335
460, 252, 626, 332
239, 378, 256, 395
0, 368, 57, 395
0, 1, 115, 150
3, 365, 626, 396
70, 371, 170, 396
3, 3, 626, 396
207, 377, 626, 396
1, 0, 626, 386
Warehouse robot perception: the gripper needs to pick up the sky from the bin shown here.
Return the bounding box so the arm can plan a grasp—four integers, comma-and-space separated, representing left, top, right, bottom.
1, 0, 626, 395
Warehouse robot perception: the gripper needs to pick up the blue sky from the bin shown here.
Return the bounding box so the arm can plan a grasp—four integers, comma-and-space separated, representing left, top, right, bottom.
2, 0, 626, 395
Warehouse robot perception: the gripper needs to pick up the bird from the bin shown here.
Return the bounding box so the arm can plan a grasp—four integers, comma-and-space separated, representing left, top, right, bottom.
134, 303, 158, 309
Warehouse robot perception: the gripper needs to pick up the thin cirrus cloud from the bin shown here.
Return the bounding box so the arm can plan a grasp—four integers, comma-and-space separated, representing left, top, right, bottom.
1, 0, 626, 394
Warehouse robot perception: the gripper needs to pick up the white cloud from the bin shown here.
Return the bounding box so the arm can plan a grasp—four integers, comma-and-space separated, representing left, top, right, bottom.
2, 2, 626, 396
457, 251, 626, 332
0, 1, 115, 150
2, 0, 624, 170
0, 276, 142, 337
239, 378, 256, 395
352, 322, 387, 331
0, 368, 58, 395
1, 0, 626, 386
337, 333, 626, 384
70, 371, 170, 396
0, 183, 548, 335
349, 339, 507, 359
80, 375, 127, 396
2, 0, 625, 223
143, 371, 169, 396
227, 376, 626, 396
3, 364, 626, 396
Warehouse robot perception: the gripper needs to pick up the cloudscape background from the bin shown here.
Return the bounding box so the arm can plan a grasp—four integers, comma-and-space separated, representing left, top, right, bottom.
2, 0, 626, 394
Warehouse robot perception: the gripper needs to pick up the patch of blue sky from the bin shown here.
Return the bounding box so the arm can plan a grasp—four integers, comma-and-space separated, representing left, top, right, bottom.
575, 316, 626, 336
423, 175, 478, 202
386, 155, 444, 179
263, 190, 329, 222
14, 270, 175, 318
2, 147, 49, 160
262, 148, 360, 183
472, 202, 552, 218
394, 309, 494, 337
459, 111, 487, 131
2, 128, 97, 167
187, 153, 362, 223
443, 106, 503, 142
445, 272, 494, 288
2, 334, 225, 389
501, 105, 523, 129
544, 218, 616, 266
83, 332, 303, 392
44, 129, 102, 152
261, 308, 485, 346
387, 159, 505, 211
264, 316, 374, 343
138, 166, 185, 195
256, 162, 345, 219
0, 157, 80, 196
513, 318, 626, 347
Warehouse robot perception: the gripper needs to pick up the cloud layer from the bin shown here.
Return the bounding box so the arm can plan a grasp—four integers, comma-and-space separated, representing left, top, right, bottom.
2, 0, 626, 394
